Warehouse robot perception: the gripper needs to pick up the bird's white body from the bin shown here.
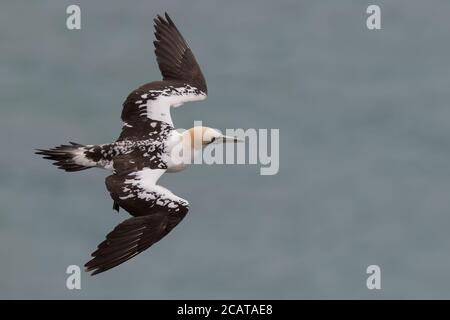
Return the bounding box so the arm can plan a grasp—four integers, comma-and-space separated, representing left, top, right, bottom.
165, 130, 197, 172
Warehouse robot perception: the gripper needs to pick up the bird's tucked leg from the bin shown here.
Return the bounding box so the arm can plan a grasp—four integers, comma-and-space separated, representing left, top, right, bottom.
113, 201, 120, 212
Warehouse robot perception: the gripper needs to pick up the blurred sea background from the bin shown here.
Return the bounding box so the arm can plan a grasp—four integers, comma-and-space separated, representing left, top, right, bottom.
1, 0, 450, 299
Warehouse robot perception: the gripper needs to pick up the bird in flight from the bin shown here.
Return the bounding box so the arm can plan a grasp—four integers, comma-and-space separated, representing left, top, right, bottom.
36, 13, 241, 275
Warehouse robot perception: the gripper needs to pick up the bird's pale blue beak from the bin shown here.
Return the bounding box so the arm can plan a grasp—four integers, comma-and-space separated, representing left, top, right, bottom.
221, 135, 244, 143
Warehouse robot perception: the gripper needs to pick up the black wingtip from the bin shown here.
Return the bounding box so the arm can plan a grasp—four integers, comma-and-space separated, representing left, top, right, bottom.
84, 266, 98, 276
154, 12, 174, 27
164, 12, 172, 24
155, 13, 166, 24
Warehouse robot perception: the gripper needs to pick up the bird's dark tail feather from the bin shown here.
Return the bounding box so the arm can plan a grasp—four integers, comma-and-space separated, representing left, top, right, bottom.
35, 142, 92, 172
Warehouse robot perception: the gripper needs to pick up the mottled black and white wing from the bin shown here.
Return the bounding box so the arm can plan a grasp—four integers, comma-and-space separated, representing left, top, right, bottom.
117, 13, 207, 141
118, 81, 205, 141
85, 168, 189, 275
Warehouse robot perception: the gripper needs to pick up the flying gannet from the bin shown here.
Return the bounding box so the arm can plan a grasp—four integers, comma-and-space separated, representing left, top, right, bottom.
36, 13, 241, 275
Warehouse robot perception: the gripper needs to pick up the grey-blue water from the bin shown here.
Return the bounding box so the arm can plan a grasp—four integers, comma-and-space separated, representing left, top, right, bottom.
1, 0, 450, 299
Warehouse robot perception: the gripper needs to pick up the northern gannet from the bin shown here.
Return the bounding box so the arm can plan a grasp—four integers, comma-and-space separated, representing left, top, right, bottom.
36, 13, 241, 275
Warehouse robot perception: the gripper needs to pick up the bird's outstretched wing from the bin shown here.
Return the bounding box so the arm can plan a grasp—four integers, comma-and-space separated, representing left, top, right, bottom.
85, 167, 189, 275
117, 12, 207, 141
154, 12, 207, 93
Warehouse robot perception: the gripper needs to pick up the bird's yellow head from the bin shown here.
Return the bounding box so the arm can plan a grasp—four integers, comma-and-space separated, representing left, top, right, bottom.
183, 126, 242, 150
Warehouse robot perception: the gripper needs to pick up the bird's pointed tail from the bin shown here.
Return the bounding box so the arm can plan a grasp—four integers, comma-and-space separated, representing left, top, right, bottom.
35, 142, 96, 172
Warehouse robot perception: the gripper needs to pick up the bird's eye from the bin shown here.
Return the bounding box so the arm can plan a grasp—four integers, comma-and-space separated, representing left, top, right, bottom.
210, 137, 216, 143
